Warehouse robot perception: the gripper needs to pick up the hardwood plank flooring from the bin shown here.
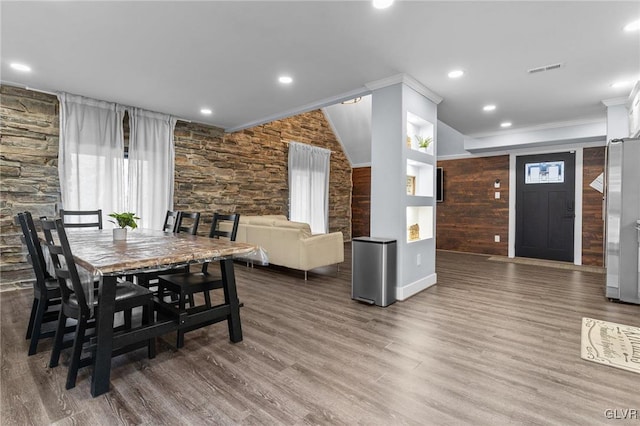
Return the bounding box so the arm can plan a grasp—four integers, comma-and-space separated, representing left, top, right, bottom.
1, 246, 639, 425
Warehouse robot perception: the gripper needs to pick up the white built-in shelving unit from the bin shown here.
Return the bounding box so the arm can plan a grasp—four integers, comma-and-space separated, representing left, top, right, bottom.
370, 77, 440, 300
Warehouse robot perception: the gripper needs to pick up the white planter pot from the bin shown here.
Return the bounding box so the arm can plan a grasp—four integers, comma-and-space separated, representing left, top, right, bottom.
113, 228, 127, 241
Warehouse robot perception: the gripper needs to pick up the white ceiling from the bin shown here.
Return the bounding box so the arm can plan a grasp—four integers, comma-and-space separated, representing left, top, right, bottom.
1, 1, 639, 138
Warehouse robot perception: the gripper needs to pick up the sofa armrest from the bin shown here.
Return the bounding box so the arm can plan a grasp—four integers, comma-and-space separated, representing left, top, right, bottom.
299, 232, 344, 271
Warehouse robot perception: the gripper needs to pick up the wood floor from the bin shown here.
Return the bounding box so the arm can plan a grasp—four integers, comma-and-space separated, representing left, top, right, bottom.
1, 247, 639, 425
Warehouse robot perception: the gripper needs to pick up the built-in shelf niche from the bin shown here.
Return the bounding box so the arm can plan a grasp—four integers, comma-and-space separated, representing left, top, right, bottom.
406, 111, 435, 156
406, 160, 433, 197
406, 206, 433, 243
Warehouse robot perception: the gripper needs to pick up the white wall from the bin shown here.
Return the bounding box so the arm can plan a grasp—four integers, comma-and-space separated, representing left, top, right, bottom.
323, 95, 372, 167
436, 121, 467, 158
605, 103, 629, 140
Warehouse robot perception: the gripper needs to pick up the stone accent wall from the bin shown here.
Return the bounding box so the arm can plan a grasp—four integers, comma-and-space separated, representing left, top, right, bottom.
220, 111, 352, 237
0, 86, 61, 287
0, 85, 352, 289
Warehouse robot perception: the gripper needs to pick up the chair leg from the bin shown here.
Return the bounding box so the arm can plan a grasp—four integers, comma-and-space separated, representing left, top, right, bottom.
49, 310, 68, 368
66, 317, 87, 390
124, 309, 132, 329
176, 290, 186, 349
157, 284, 166, 303
26, 298, 38, 340
28, 298, 48, 356
203, 290, 212, 308
176, 330, 185, 349
145, 301, 156, 359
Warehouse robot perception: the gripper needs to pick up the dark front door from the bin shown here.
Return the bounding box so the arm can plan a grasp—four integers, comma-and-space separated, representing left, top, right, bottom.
515, 152, 575, 262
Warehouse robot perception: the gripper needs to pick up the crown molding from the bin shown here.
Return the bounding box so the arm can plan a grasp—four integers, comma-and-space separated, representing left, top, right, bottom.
365, 73, 443, 105
225, 86, 370, 133
601, 97, 628, 107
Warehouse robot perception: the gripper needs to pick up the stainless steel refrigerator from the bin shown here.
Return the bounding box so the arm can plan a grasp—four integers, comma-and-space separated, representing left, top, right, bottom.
604, 138, 640, 304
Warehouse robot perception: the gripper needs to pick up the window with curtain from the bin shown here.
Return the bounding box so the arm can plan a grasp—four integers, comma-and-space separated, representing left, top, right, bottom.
288, 142, 331, 234
58, 94, 176, 230
127, 108, 177, 230
58, 93, 125, 227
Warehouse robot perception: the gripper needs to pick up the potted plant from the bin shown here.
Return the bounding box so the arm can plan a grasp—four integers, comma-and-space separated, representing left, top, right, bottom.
108, 212, 139, 241
416, 135, 432, 152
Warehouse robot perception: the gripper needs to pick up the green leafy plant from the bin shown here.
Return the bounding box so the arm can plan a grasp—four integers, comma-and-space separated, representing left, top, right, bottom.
416, 135, 432, 149
108, 212, 140, 229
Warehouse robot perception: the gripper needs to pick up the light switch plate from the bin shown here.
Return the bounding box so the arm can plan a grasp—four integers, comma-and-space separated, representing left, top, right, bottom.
494, 191, 500, 199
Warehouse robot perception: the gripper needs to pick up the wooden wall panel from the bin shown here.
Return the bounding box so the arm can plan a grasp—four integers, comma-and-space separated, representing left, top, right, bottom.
582, 147, 605, 266
436, 156, 510, 255
351, 151, 605, 264
351, 167, 371, 238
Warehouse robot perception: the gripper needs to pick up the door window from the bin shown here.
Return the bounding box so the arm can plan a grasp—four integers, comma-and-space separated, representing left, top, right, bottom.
525, 161, 564, 184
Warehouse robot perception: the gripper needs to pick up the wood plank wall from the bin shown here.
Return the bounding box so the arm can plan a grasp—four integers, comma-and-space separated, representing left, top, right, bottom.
582, 147, 605, 266
351, 167, 371, 238
436, 156, 510, 255
351, 151, 606, 265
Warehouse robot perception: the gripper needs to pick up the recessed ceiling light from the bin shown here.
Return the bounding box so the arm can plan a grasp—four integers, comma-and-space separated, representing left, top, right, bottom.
483, 104, 496, 112
200, 108, 212, 115
624, 19, 640, 32
372, 0, 394, 9
10, 62, 31, 72
278, 76, 293, 84
448, 70, 464, 79
610, 80, 633, 89
500, 122, 512, 128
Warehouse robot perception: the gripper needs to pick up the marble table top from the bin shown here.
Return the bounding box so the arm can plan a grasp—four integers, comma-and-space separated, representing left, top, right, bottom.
64, 228, 257, 276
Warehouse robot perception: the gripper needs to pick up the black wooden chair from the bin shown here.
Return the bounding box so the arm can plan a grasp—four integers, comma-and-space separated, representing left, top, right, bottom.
17, 212, 65, 355
42, 218, 156, 390
60, 209, 103, 229
175, 211, 200, 235
163, 210, 181, 233
158, 213, 240, 348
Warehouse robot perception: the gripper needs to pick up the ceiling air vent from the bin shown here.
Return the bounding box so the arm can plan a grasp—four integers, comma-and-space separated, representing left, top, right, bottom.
527, 63, 563, 74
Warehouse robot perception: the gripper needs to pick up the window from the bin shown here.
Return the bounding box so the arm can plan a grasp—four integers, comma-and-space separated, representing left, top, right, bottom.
525, 161, 564, 184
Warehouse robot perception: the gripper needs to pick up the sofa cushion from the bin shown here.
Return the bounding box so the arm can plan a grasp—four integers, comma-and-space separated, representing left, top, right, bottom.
272, 220, 312, 238
240, 215, 286, 226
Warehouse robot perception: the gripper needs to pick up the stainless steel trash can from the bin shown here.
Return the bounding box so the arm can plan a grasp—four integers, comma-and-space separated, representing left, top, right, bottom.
351, 237, 397, 307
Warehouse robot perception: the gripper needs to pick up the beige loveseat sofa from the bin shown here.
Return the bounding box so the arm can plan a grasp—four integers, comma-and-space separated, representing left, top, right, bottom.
231, 215, 344, 280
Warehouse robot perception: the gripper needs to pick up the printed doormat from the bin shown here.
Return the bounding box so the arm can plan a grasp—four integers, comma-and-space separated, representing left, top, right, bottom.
581, 318, 640, 374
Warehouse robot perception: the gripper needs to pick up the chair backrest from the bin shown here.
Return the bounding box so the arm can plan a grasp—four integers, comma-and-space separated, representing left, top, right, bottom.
163, 210, 181, 233
208, 213, 240, 241
41, 218, 90, 316
175, 211, 200, 235
60, 209, 103, 229
16, 212, 52, 293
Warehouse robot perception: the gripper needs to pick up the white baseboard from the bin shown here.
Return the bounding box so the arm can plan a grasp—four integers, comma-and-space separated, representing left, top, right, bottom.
396, 273, 437, 301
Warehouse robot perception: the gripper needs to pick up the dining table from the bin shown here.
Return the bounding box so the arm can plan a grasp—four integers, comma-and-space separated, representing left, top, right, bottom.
61, 228, 256, 397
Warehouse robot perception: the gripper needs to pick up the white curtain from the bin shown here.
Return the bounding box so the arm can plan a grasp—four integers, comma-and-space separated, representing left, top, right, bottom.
58, 93, 125, 227
127, 108, 177, 230
288, 142, 331, 234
